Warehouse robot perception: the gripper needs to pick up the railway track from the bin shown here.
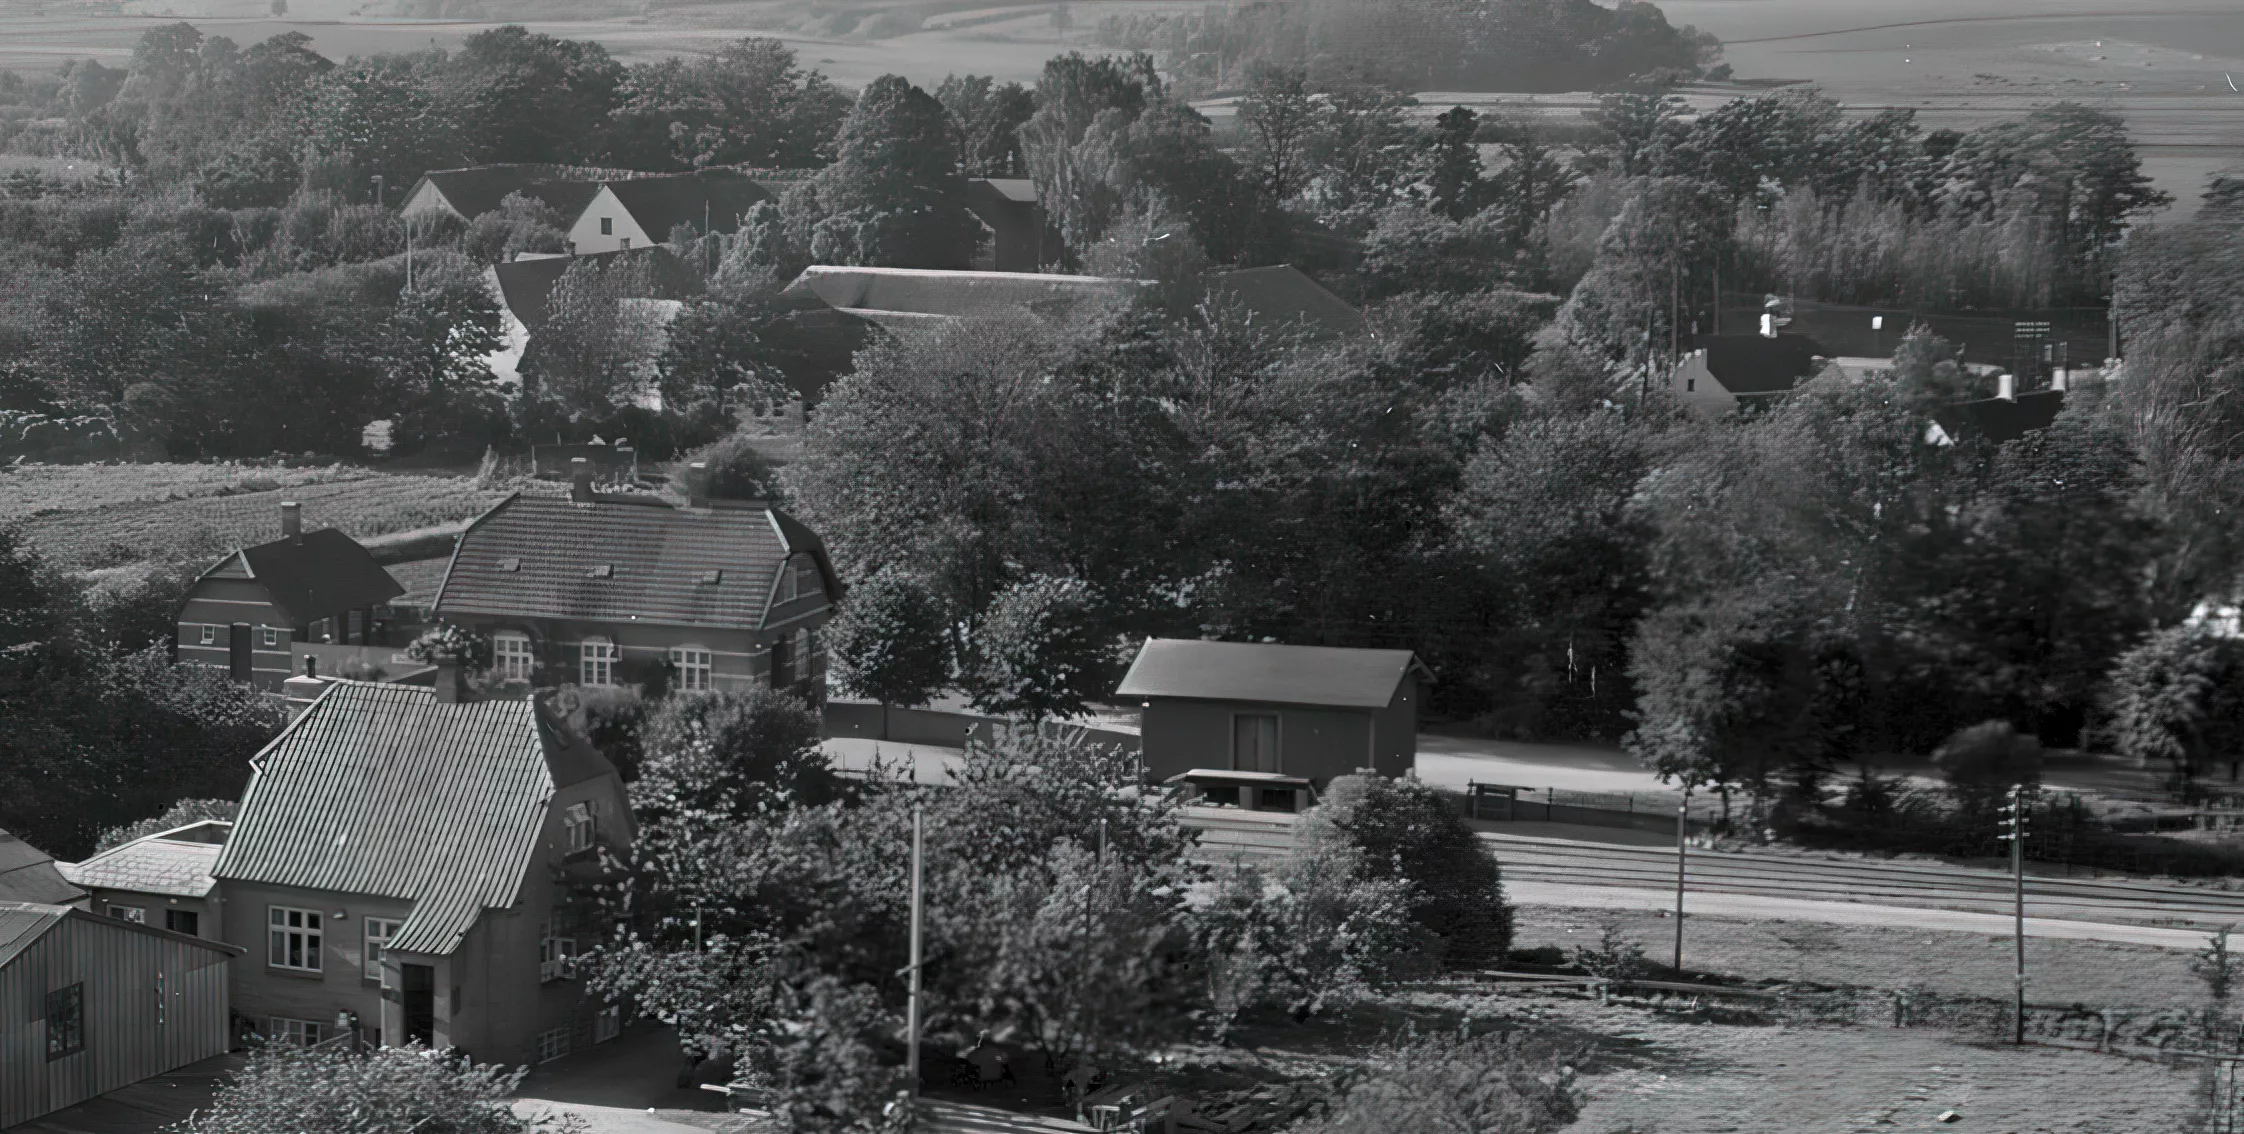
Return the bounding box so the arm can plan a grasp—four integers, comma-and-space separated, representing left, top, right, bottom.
1183, 809, 2244, 930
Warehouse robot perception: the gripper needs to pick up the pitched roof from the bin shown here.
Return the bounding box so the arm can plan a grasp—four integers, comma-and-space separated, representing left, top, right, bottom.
491, 246, 697, 329
1933, 389, 2066, 444
972, 178, 1038, 204
385, 556, 455, 615
1205, 266, 1365, 339
0, 827, 84, 905
433, 494, 837, 631
1115, 639, 1431, 709
603, 170, 775, 239
61, 834, 224, 899
1701, 333, 1831, 396
783, 266, 1144, 322
0, 901, 244, 969
213, 682, 612, 956
199, 528, 404, 625
414, 164, 631, 219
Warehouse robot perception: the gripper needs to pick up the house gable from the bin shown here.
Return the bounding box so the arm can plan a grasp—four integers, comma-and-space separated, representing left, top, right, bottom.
568, 185, 652, 255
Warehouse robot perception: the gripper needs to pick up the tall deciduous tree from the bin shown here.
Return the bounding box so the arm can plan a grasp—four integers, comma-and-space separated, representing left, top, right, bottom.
608, 38, 849, 170
822, 567, 950, 735
801, 75, 982, 269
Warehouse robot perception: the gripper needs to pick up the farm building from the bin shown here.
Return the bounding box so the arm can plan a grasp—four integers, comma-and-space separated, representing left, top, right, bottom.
964, 178, 1060, 272
1116, 639, 1432, 811
174, 502, 405, 690
432, 463, 841, 698
0, 829, 84, 907
58, 821, 228, 941
212, 678, 630, 1064
0, 902, 240, 1129
1929, 375, 2069, 445
1664, 333, 1833, 418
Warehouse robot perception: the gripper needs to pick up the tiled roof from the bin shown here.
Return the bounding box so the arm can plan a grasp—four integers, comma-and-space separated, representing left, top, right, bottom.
1205, 266, 1365, 339
385, 557, 455, 614
213, 682, 612, 956
0, 827, 86, 905
433, 494, 836, 631
970, 177, 1038, 204
1933, 389, 2066, 444
1115, 638, 1431, 709
784, 266, 1143, 320
203, 528, 404, 625
418, 164, 628, 219
60, 837, 222, 899
491, 246, 697, 329
605, 169, 774, 240
1702, 333, 1830, 396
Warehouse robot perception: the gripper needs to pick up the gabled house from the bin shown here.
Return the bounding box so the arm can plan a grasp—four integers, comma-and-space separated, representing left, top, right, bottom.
175, 502, 405, 690
59, 821, 228, 940
567, 169, 776, 255
211, 679, 630, 1064
964, 178, 1059, 272
0, 828, 85, 907
0, 901, 241, 1128
1666, 333, 1832, 418
1116, 639, 1432, 811
399, 164, 620, 222
432, 464, 841, 699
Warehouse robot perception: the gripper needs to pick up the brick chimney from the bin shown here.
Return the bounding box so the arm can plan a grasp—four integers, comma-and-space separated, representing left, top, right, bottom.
282, 500, 303, 545
433, 659, 463, 704
687, 461, 710, 508
570, 457, 594, 503
1996, 373, 2016, 401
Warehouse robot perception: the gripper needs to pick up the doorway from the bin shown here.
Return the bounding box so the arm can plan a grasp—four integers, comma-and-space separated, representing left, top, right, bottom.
401, 963, 435, 1045
229, 624, 252, 682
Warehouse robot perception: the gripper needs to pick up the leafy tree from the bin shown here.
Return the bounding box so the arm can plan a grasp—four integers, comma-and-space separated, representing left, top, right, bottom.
635, 687, 835, 823
823, 567, 950, 735
1260, 816, 1438, 1018
800, 75, 982, 269
1020, 52, 1158, 252
1424, 105, 1485, 221
1236, 61, 1317, 202
1305, 774, 1514, 967
1355, 204, 1508, 299
96, 797, 236, 852
439, 26, 622, 165
608, 38, 848, 170
298, 59, 463, 197
175, 1041, 561, 1134
1592, 90, 1686, 178
1295, 1032, 1581, 1134
523, 254, 669, 415
967, 573, 1114, 722
935, 74, 1036, 178
406, 623, 494, 672
2105, 626, 2244, 787
375, 249, 503, 445
462, 190, 569, 264
1932, 720, 2042, 820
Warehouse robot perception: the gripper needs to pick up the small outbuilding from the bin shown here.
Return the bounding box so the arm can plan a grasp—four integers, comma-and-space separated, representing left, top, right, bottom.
0, 901, 241, 1128
1116, 639, 1431, 808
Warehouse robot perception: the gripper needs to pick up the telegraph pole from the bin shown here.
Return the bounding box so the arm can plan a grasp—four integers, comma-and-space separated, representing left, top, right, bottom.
1673, 783, 1692, 973
906, 806, 925, 1095
1999, 784, 2030, 1044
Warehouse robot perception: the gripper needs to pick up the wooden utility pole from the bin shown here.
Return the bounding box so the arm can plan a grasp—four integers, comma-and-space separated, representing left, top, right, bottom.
907, 806, 925, 1095
1673, 784, 1691, 973
2001, 784, 2029, 1044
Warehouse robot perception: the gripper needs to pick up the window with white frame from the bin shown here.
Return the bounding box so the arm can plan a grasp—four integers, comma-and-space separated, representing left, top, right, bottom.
494, 633, 534, 683
364, 917, 402, 984
580, 638, 616, 686
536, 1026, 571, 1062
269, 1017, 324, 1046
262, 626, 278, 648
793, 629, 811, 684
199, 625, 215, 646
562, 802, 595, 853
538, 923, 579, 983
671, 646, 712, 692
107, 904, 146, 924
268, 906, 324, 972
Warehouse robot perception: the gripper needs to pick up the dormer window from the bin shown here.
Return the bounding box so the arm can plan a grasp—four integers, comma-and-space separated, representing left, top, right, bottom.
700, 570, 723, 586
499, 557, 522, 572
780, 557, 820, 602
587, 564, 613, 579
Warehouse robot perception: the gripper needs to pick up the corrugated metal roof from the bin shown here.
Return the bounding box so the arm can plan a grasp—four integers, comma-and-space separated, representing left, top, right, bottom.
0, 904, 62, 969
0, 828, 86, 905
1114, 639, 1430, 709
60, 838, 222, 899
434, 494, 835, 630
212, 683, 604, 956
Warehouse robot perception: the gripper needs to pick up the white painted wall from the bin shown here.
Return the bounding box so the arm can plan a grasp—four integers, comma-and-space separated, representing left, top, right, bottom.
565, 185, 652, 254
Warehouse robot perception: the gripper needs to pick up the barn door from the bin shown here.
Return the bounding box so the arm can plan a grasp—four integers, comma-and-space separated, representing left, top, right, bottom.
1233, 714, 1279, 773
229, 623, 252, 682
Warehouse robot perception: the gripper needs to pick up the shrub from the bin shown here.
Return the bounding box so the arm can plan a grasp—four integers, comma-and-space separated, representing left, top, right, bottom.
95, 797, 236, 852
1570, 921, 1650, 986
1296, 1032, 1582, 1134
175, 1040, 568, 1134
406, 623, 493, 672
1305, 774, 1514, 967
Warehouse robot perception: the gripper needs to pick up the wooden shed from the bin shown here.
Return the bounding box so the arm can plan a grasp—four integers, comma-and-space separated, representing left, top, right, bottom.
0, 902, 241, 1128
1116, 639, 1432, 808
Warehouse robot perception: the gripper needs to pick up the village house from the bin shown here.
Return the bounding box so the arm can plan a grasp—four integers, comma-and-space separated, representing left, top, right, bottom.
1116, 639, 1431, 813
0, 901, 240, 1129
58, 821, 229, 941
174, 502, 406, 689
963, 178, 1059, 273
432, 463, 840, 698
210, 677, 630, 1064
1664, 332, 1833, 418
1928, 371, 2069, 446
567, 169, 774, 254
399, 163, 625, 223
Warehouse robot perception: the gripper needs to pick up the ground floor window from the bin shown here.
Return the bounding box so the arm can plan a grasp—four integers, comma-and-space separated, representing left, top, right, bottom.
269, 905, 324, 972
107, 904, 146, 923
165, 909, 199, 936
269, 1017, 324, 1046
495, 632, 534, 682
536, 1026, 571, 1063
45, 983, 84, 1059
580, 638, 616, 686
671, 646, 711, 692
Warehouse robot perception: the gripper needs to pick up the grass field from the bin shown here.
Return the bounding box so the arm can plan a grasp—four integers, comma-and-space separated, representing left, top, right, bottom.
4, 462, 522, 568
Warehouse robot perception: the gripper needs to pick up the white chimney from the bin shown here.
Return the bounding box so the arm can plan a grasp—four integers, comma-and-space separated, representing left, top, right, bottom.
1759, 313, 1776, 339
1996, 373, 2016, 401
2051, 368, 2069, 393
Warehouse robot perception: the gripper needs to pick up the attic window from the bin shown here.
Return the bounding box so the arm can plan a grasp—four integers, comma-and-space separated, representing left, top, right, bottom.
498, 557, 522, 572
587, 564, 614, 579
699, 570, 723, 586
